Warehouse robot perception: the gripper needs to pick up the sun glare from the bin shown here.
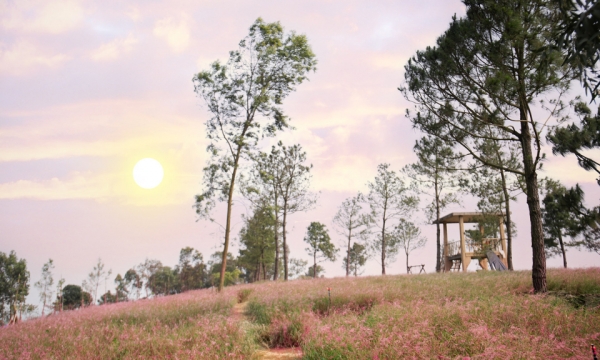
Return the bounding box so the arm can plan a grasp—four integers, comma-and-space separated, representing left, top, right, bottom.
133, 158, 164, 189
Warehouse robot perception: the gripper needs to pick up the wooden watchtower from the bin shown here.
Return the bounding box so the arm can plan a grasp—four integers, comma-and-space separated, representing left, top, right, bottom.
433, 212, 508, 272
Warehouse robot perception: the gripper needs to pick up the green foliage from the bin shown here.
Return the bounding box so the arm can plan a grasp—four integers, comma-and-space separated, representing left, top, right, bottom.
554, 0, 600, 99
147, 266, 178, 296
238, 206, 276, 282
176, 247, 206, 292
61, 284, 92, 309
304, 222, 337, 278
192, 18, 316, 291
548, 102, 600, 183
0, 251, 29, 324
393, 219, 427, 273
342, 242, 368, 277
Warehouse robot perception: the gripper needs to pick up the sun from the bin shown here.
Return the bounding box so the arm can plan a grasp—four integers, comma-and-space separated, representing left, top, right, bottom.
133, 158, 164, 189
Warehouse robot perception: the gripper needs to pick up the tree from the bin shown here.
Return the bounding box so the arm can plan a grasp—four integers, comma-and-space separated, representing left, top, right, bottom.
87, 258, 108, 304
34, 259, 54, 317
402, 0, 573, 292
114, 274, 128, 302
548, 102, 600, 184
55, 277, 65, 312
403, 135, 460, 272
277, 143, 316, 280
306, 264, 325, 278
207, 252, 239, 288
237, 205, 276, 282
541, 180, 587, 267
192, 18, 317, 292
97, 291, 117, 305
61, 284, 91, 310
177, 247, 205, 291
304, 222, 337, 279
147, 266, 177, 296
367, 163, 418, 275
343, 242, 368, 277
393, 219, 427, 274
333, 193, 370, 276
0, 251, 29, 325
137, 259, 162, 298
288, 258, 308, 279
124, 269, 142, 300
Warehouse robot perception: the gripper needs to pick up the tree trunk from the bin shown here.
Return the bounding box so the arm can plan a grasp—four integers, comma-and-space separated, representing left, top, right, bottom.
313, 252, 317, 279
520, 114, 547, 293
219, 148, 242, 292
282, 200, 289, 280
406, 252, 410, 274
346, 226, 352, 277
558, 232, 567, 268
500, 168, 514, 270
273, 189, 280, 281
435, 176, 441, 273
381, 217, 387, 275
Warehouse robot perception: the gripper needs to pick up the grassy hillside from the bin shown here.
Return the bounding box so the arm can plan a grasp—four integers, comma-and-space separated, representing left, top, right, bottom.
1, 268, 599, 359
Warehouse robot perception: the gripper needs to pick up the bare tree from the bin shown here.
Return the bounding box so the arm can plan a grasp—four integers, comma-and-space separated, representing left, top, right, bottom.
34, 259, 54, 316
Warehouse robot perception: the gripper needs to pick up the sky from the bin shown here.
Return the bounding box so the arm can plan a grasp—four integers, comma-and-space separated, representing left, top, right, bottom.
1, 0, 599, 308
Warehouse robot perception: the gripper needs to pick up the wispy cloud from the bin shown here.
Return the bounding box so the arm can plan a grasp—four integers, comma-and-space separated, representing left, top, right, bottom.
153, 16, 191, 53
90, 34, 138, 62
0, 41, 70, 75
0, 0, 84, 34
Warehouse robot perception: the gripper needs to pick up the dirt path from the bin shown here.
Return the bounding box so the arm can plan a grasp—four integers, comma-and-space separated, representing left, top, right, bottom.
232, 301, 303, 360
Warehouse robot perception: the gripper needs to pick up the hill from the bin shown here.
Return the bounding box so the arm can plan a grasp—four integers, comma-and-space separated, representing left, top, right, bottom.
1, 268, 599, 359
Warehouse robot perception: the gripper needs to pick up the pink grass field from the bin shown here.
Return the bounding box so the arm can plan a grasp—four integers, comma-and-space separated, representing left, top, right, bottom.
1, 268, 599, 359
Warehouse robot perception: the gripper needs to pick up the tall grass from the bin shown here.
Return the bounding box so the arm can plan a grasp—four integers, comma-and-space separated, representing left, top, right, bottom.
1, 268, 598, 359
245, 268, 600, 359
0, 287, 254, 359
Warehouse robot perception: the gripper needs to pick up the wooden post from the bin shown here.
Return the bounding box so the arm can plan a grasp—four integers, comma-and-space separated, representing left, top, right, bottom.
459, 216, 466, 272
498, 216, 508, 267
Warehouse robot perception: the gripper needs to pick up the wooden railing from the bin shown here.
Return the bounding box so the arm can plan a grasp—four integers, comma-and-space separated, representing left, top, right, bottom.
444, 238, 501, 257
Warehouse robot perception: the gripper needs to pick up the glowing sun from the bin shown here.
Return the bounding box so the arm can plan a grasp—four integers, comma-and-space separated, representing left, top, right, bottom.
133, 158, 164, 189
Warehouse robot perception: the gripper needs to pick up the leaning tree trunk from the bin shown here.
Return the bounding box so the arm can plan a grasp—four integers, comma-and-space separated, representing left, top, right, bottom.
273, 189, 280, 281
520, 113, 547, 293
558, 233, 567, 268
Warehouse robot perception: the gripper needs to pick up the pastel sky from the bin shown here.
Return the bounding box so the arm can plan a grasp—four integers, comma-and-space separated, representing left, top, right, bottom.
1, 0, 599, 305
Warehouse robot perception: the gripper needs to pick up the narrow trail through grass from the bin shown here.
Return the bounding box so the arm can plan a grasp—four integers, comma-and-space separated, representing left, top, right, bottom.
231, 295, 303, 359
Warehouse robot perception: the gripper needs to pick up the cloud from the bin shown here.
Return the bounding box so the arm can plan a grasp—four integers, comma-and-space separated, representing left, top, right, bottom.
1, 0, 84, 34
153, 17, 191, 53
0, 41, 70, 75
90, 34, 138, 62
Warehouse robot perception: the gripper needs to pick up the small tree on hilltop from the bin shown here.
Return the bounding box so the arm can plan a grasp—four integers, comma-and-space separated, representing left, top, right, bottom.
367, 163, 418, 275
304, 222, 337, 279
333, 193, 370, 276
393, 219, 427, 274
34, 259, 54, 316
343, 242, 368, 277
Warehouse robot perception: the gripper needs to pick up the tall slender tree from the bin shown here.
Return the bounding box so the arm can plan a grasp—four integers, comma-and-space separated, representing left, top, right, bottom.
402, 0, 573, 292
403, 135, 460, 272
333, 193, 370, 276
343, 242, 368, 277
367, 163, 418, 275
193, 19, 317, 292
34, 259, 54, 316
304, 222, 337, 278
